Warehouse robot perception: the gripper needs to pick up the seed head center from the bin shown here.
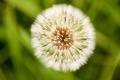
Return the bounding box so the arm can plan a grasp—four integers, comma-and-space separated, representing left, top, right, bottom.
51, 27, 74, 50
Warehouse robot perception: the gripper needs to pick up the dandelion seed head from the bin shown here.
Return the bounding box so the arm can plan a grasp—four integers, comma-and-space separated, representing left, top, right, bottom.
31, 4, 95, 71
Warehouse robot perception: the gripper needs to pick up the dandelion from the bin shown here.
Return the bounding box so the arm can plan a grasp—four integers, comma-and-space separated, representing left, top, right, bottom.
31, 4, 95, 71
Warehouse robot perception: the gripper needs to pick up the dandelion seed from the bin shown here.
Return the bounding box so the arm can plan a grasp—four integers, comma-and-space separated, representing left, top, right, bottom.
31, 4, 95, 71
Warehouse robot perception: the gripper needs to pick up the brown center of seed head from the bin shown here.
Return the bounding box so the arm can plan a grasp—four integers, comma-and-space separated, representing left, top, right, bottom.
51, 27, 74, 50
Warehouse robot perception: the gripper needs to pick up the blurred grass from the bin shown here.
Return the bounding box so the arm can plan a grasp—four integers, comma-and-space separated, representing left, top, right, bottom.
0, 0, 120, 80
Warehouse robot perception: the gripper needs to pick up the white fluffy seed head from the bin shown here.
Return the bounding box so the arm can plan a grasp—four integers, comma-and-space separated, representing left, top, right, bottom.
31, 4, 95, 72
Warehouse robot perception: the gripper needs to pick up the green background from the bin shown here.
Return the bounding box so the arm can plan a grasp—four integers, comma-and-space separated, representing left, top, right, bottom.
0, 0, 120, 80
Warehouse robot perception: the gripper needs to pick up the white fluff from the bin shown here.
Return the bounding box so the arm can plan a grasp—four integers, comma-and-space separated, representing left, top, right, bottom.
31, 4, 95, 71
